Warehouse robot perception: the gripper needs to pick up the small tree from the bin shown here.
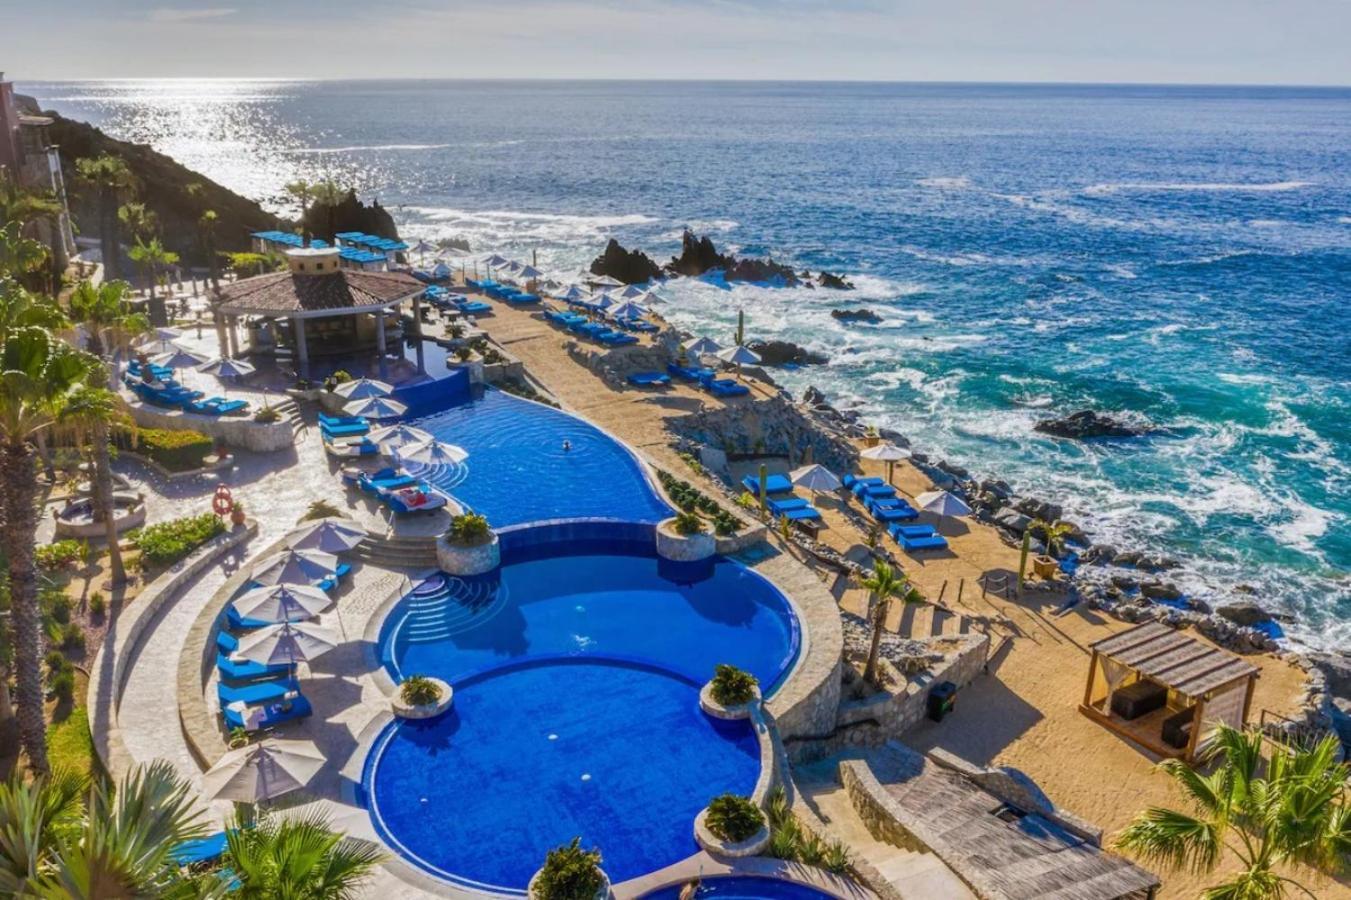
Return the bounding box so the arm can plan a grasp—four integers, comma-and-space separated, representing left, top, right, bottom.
400, 675, 442, 707
672, 511, 704, 535
128, 237, 179, 327
534, 838, 604, 900
1028, 517, 1074, 558
859, 561, 913, 687
704, 794, 765, 842
1117, 726, 1350, 900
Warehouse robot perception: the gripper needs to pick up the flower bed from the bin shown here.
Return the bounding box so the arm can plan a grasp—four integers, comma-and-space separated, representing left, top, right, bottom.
129, 512, 226, 569
117, 427, 214, 472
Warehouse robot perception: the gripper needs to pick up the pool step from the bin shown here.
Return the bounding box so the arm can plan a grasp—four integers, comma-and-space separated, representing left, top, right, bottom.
396, 578, 508, 642
356, 534, 440, 569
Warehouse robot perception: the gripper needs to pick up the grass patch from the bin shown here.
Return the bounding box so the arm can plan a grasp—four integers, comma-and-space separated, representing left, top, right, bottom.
48, 671, 95, 779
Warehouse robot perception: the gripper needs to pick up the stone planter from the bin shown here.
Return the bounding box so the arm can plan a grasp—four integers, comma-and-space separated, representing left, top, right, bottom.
699, 682, 761, 720
693, 808, 771, 858
527, 866, 611, 900
392, 677, 454, 719
436, 530, 500, 576
1032, 554, 1059, 579
447, 352, 485, 385
53, 493, 147, 539
655, 517, 716, 563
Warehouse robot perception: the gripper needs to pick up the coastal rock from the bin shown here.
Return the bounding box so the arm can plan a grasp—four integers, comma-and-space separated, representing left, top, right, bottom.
1034, 410, 1148, 440
304, 189, 399, 244
747, 340, 828, 367
992, 508, 1031, 534
590, 238, 663, 284
818, 271, 855, 290
1141, 581, 1183, 601
725, 255, 800, 285
1308, 652, 1351, 699
668, 230, 733, 277
1216, 601, 1273, 628
980, 479, 1013, 502
831, 307, 881, 324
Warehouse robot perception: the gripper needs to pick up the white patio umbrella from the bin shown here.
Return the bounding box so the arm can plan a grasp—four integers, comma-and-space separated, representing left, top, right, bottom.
559, 285, 590, 302
616, 284, 645, 299
198, 357, 256, 379
232, 583, 332, 624
154, 326, 183, 342
588, 273, 623, 288
715, 344, 761, 379
151, 345, 209, 369
516, 264, 544, 282
234, 620, 340, 667
791, 463, 842, 496
484, 253, 510, 270
394, 437, 468, 466
202, 738, 325, 803
431, 261, 453, 280
915, 490, 972, 534
636, 290, 664, 305
343, 396, 408, 420
287, 519, 367, 554
860, 442, 911, 485
682, 336, 722, 357
610, 300, 648, 320
410, 238, 436, 259
367, 422, 432, 455
592, 292, 616, 311
250, 548, 340, 587
332, 377, 393, 400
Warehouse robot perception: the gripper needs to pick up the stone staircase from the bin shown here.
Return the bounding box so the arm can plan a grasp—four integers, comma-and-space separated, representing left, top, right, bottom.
269, 398, 308, 440
895, 602, 974, 640
354, 533, 439, 569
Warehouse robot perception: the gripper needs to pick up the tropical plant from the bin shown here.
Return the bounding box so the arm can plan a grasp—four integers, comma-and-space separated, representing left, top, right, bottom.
860, 561, 913, 686
67, 279, 148, 361
734, 308, 745, 346
253, 404, 281, 424
1028, 517, 1075, 558
445, 513, 491, 545
116, 201, 157, 243
198, 209, 221, 291
0, 761, 211, 897
709, 664, 758, 706
0, 174, 64, 290
223, 811, 385, 899
1116, 725, 1350, 900
59, 376, 134, 584
284, 179, 314, 241
0, 327, 94, 771
127, 237, 179, 327
704, 794, 765, 843
400, 675, 442, 707
672, 511, 705, 536
117, 426, 213, 471
74, 155, 135, 281
0, 276, 68, 348
533, 837, 604, 900
129, 513, 225, 569
301, 499, 343, 522
0, 220, 50, 288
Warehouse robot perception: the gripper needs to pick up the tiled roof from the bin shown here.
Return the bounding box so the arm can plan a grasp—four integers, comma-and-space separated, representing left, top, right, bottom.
215, 270, 422, 315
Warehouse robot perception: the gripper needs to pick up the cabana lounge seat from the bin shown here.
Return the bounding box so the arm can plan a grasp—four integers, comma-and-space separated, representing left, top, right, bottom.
900, 534, 949, 552
1162, 706, 1198, 749
222, 695, 313, 732
741, 473, 793, 495
627, 372, 670, 387
217, 677, 300, 707
1111, 681, 1167, 721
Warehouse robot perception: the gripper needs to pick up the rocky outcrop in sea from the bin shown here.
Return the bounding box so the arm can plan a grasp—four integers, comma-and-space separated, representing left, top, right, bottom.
590, 238, 663, 284
746, 339, 828, 367
302, 189, 400, 244
1034, 410, 1150, 439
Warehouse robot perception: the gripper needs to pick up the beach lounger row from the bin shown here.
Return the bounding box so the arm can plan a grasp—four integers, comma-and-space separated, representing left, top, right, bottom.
886, 521, 949, 553
666, 363, 751, 398
549, 313, 640, 346
626, 371, 670, 388
342, 465, 451, 515
125, 374, 249, 417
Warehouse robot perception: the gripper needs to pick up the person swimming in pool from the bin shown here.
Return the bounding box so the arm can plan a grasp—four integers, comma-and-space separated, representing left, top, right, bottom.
562, 439, 572, 452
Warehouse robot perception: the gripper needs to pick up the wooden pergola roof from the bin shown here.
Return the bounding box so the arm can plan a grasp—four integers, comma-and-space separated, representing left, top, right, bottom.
1090, 622, 1259, 700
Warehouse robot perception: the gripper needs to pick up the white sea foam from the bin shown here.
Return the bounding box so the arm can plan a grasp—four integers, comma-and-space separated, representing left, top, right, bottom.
283, 143, 454, 154
1083, 180, 1312, 196
916, 176, 972, 189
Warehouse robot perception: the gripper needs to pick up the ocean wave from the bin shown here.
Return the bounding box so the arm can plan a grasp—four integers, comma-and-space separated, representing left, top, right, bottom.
1083, 180, 1312, 196
283, 143, 454, 154
916, 176, 972, 189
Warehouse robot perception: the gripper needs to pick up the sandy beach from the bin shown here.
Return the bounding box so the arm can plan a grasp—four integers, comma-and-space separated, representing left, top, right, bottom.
456, 292, 1334, 900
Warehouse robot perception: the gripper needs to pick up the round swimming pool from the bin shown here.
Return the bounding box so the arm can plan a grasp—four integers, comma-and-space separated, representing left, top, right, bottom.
380, 545, 800, 692
363, 658, 760, 890
641, 876, 844, 900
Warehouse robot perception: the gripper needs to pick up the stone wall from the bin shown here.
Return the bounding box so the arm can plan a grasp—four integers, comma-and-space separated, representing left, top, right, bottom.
667, 393, 859, 474
124, 394, 293, 452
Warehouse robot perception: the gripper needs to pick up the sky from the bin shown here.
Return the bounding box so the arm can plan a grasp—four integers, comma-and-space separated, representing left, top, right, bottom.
5, 0, 1351, 85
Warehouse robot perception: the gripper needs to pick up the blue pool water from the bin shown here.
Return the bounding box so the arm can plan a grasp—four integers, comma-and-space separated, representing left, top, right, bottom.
380, 543, 800, 692
404, 389, 671, 527
363, 658, 760, 890
641, 876, 842, 900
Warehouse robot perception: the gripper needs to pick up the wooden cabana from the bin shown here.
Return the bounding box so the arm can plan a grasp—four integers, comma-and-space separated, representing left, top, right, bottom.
1082, 622, 1260, 762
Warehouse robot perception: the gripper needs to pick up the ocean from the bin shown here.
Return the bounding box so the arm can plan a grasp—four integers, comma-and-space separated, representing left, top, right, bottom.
24, 79, 1350, 649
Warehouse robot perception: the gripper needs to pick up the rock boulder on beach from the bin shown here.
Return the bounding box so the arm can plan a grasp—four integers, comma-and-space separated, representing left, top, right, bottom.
746, 340, 828, 367
1034, 410, 1148, 439
1216, 600, 1274, 628
590, 239, 663, 284
831, 307, 880, 324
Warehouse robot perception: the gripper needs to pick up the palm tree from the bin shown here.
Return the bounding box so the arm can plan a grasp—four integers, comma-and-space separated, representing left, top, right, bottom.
67, 279, 148, 363
198, 209, 221, 291
1028, 518, 1074, 558
59, 377, 133, 586
116, 201, 157, 244
74, 156, 135, 281
225, 811, 385, 898
127, 237, 179, 327
284, 179, 314, 241
0, 177, 64, 292
1117, 725, 1350, 899
0, 281, 69, 343
0, 327, 94, 772
0, 220, 50, 286
859, 561, 913, 686
0, 761, 214, 897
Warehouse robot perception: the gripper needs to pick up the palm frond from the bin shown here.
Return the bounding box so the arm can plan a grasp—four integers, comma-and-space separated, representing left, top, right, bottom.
1116, 806, 1223, 874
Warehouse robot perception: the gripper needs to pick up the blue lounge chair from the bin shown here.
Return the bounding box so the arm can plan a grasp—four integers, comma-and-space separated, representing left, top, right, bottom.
319, 413, 366, 429
170, 832, 229, 867
358, 468, 418, 494
854, 483, 897, 499
507, 293, 541, 304
777, 506, 822, 522
315, 561, 353, 593
705, 379, 749, 398
767, 496, 811, 514
322, 421, 370, 439
873, 506, 918, 523
627, 372, 671, 387
742, 473, 794, 495
226, 605, 270, 630
900, 534, 949, 552
217, 678, 300, 707
842, 475, 883, 490
889, 523, 936, 539
382, 487, 448, 515
667, 363, 716, 381
217, 651, 291, 683
222, 695, 313, 732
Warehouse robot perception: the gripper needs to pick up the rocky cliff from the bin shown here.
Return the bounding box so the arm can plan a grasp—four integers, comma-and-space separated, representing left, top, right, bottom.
302, 190, 400, 244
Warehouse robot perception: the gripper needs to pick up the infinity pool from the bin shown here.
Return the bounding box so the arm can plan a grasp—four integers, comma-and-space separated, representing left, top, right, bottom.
405, 389, 672, 527
363, 659, 760, 890
379, 544, 800, 692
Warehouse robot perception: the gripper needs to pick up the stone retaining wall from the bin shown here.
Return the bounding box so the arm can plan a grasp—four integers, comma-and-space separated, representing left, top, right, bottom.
86, 519, 257, 779
124, 394, 292, 452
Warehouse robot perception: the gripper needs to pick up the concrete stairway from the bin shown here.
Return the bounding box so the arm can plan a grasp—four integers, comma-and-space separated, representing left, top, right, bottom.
355, 534, 439, 569
895, 602, 973, 640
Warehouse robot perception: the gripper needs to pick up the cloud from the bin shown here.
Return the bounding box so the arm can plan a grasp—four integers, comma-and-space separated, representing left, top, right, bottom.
147, 7, 238, 23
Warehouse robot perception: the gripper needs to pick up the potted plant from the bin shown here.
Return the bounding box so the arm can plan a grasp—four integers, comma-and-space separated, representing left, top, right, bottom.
436, 512, 499, 576
656, 510, 716, 563
529, 838, 609, 900
864, 425, 880, 447
253, 404, 281, 424
695, 793, 770, 857
393, 673, 453, 719
230, 500, 246, 527
700, 663, 761, 719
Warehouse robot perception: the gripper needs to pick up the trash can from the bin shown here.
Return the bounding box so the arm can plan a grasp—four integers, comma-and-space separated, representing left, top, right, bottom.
927, 681, 957, 722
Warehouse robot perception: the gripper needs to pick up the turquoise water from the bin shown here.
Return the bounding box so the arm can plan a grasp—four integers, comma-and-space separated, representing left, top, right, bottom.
29, 80, 1350, 646
363, 658, 760, 890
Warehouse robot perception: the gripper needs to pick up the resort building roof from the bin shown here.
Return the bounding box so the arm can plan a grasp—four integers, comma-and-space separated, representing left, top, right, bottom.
215, 268, 423, 318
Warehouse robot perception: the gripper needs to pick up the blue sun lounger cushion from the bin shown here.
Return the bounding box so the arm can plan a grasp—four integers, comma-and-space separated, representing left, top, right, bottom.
855, 482, 897, 498
322, 421, 370, 438
890, 523, 935, 539
873, 506, 918, 523
778, 506, 823, 521
705, 379, 749, 397
667, 363, 716, 381
627, 372, 671, 387
170, 832, 229, 866
222, 695, 313, 732
767, 496, 811, 514
901, 534, 948, 552
217, 651, 291, 683
741, 473, 794, 496
217, 677, 300, 707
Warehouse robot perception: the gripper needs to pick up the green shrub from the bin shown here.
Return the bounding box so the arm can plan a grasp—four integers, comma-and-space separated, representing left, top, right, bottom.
253, 405, 281, 424
332, 370, 352, 384
822, 838, 853, 875
704, 794, 765, 842
301, 499, 343, 522
129, 512, 226, 568
400, 675, 442, 706
678, 452, 704, 476
48, 665, 75, 704
534, 838, 604, 900
45, 650, 67, 674
120, 427, 213, 472
713, 511, 740, 536
710, 664, 758, 706
36, 540, 84, 572
61, 622, 85, 652
48, 594, 72, 626
445, 513, 491, 545
89, 592, 106, 617
672, 511, 705, 536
